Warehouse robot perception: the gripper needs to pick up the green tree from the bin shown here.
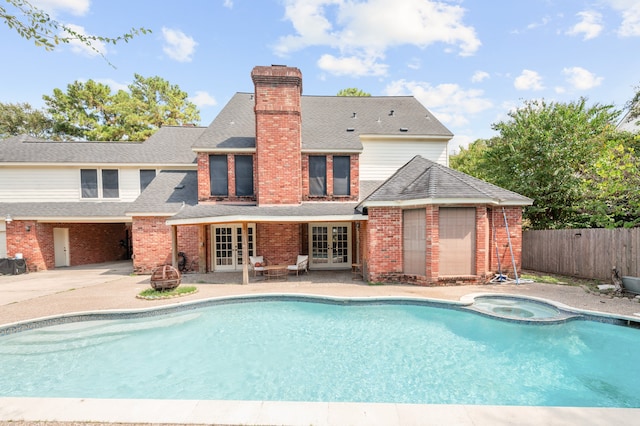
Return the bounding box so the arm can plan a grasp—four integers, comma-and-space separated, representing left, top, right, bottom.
581, 132, 640, 228
481, 98, 619, 229
337, 88, 371, 97
43, 75, 200, 141
0, 102, 52, 139
1, 0, 149, 65
624, 84, 640, 127
449, 138, 490, 181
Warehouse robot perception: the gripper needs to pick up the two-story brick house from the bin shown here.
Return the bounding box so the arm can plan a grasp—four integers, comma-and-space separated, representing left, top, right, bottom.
0, 65, 532, 285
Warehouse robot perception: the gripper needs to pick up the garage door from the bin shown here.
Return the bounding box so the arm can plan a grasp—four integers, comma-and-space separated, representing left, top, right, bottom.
439, 207, 475, 276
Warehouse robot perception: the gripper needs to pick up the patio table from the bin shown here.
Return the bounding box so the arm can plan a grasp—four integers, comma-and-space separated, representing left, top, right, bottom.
263, 265, 288, 280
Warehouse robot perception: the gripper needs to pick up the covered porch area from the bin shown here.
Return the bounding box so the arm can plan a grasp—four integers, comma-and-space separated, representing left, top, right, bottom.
165, 202, 367, 285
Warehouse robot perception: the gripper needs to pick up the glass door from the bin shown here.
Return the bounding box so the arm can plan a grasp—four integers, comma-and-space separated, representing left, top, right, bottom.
309, 223, 351, 269
212, 224, 255, 271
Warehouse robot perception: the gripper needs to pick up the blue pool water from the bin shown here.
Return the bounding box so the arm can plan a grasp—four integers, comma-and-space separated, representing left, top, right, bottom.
1, 298, 639, 407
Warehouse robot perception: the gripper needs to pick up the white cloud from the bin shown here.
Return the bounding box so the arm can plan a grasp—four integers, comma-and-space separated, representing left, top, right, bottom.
604, 0, 640, 36
562, 66, 603, 90
32, 0, 90, 16
94, 78, 129, 93
189, 91, 217, 108
407, 58, 421, 70
276, 0, 480, 76
471, 71, 490, 83
566, 10, 603, 40
223, 0, 233, 8
63, 23, 107, 57
514, 69, 544, 91
385, 79, 493, 127
161, 27, 198, 62
317, 54, 388, 77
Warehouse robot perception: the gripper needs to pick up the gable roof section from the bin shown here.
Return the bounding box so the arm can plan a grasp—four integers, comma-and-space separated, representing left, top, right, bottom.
192, 93, 452, 152
0, 126, 204, 165
359, 156, 533, 208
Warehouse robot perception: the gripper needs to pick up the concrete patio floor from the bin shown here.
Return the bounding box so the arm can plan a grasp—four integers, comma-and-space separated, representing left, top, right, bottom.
1, 261, 639, 425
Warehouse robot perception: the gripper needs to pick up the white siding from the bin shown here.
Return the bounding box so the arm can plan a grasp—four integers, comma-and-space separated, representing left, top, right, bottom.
0, 168, 80, 201
0, 166, 145, 202
119, 168, 143, 202
359, 138, 449, 181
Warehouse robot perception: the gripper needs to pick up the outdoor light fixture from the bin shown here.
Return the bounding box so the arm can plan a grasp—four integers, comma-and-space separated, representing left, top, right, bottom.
26, 225, 31, 232
4, 214, 12, 223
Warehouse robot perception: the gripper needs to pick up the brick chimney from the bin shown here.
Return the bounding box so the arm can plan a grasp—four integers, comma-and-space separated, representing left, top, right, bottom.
251, 65, 303, 205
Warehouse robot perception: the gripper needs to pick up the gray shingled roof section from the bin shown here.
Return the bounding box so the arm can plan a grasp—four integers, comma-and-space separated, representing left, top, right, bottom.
193, 93, 257, 150
617, 106, 640, 133
359, 180, 384, 201
0, 202, 134, 218
192, 93, 453, 151
360, 156, 533, 206
170, 201, 363, 222
0, 126, 204, 164
128, 170, 198, 214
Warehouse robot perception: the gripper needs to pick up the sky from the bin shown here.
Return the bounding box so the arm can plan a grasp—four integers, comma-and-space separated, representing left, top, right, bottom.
1, 0, 639, 152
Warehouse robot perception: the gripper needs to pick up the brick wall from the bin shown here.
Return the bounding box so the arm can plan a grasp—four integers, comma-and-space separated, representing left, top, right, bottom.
252, 65, 302, 205
131, 216, 199, 274
197, 152, 258, 203
301, 154, 360, 201
364, 205, 524, 286
490, 207, 524, 276
366, 207, 403, 282
6, 221, 128, 271
255, 223, 301, 265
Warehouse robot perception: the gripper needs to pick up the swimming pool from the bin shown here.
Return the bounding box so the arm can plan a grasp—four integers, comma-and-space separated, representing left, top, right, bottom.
0, 295, 639, 407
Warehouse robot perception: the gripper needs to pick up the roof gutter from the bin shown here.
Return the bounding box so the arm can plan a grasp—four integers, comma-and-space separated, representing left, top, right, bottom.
166, 214, 368, 226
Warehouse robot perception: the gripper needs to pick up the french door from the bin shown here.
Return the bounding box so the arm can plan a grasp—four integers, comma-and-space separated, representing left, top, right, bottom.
309, 223, 351, 269
212, 224, 255, 271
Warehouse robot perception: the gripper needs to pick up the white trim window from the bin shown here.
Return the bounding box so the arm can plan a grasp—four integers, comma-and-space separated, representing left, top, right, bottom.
80, 169, 120, 199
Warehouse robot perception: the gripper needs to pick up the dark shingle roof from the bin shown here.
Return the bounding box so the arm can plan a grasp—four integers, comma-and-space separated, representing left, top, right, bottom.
168, 201, 363, 224
359, 156, 533, 208
0, 202, 134, 219
0, 126, 205, 164
127, 170, 198, 215
192, 93, 452, 151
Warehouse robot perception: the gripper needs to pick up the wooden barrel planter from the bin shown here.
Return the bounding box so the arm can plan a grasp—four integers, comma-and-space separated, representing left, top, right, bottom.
150, 265, 181, 291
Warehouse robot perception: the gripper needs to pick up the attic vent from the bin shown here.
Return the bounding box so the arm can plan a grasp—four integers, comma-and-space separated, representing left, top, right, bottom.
174, 184, 185, 189
389, 110, 395, 116
346, 128, 355, 132
400, 128, 408, 132
352, 112, 357, 118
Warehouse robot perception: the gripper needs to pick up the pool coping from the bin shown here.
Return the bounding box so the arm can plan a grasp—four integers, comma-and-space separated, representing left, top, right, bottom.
1, 397, 640, 426
2, 292, 640, 336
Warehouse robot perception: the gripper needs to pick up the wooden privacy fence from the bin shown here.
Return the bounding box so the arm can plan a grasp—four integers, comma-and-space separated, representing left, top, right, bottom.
522, 228, 639, 281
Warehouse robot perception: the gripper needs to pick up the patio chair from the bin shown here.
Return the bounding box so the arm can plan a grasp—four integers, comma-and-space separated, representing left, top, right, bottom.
287, 255, 309, 276
249, 256, 266, 277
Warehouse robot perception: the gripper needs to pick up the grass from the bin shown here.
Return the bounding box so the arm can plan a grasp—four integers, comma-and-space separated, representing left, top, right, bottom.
521, 270, 601, 292
137, 285, 198, 299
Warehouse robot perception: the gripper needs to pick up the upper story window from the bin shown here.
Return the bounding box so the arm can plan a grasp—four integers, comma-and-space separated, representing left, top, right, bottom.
140, 169, 156, 192
309, 156, 327, 196
81, 169, 119, 199
333, 156, 350, 196
209, 155, 229, 196
235, 155, 254, 196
